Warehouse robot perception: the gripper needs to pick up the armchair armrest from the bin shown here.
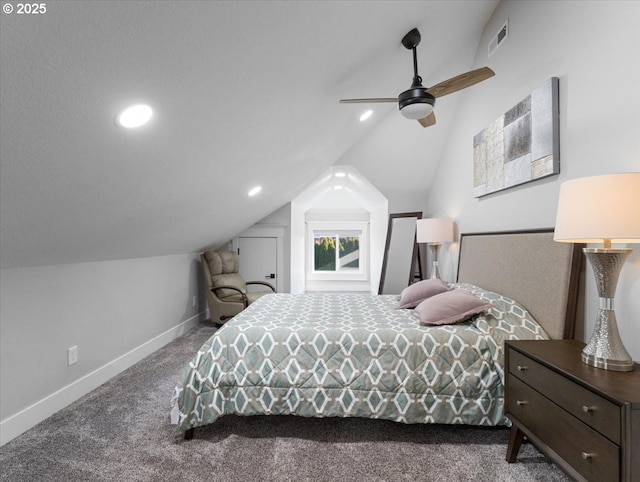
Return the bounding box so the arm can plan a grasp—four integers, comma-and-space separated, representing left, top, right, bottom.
210, 285, 249, 307
246, 281, 276, 292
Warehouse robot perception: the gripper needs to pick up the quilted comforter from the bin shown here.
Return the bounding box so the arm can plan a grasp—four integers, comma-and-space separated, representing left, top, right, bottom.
171, 284, 548, 432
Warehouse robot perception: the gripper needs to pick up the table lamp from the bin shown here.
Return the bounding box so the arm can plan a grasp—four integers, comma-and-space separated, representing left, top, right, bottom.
554, 172, 640, 371
416, 218, 455, 280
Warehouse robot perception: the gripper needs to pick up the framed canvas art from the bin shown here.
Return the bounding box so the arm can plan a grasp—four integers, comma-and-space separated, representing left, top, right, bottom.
473, 77, 559, 197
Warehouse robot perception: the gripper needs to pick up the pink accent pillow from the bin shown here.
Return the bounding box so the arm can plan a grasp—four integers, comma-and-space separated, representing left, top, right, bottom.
413, 289, 493, 325
395, 279, 452, 309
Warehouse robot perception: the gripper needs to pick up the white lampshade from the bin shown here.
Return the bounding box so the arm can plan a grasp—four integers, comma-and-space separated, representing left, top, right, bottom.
416, 218, 455, 244
554, 173, 640, 245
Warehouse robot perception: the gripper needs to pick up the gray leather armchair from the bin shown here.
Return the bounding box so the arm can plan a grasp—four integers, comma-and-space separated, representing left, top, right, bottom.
201, 250, 275, 324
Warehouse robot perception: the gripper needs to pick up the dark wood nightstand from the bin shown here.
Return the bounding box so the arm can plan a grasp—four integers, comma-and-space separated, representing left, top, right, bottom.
505, 339, 640, 482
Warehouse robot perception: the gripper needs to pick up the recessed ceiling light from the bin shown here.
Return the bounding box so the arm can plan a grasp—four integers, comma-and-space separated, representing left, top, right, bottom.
359, 110, 373, 122
334, 172, 346, 178
116, 104, 153, 128
248, 186, 262, 197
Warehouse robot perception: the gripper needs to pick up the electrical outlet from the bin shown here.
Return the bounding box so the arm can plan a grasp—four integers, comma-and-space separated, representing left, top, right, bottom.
67, 346, 78, 366
192, 295, 197, 307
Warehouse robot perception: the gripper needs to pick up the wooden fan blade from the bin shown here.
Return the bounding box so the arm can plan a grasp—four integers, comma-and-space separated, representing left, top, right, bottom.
339, 98, 397, 104
426, 67, 495, 98
417, 112, 436, 128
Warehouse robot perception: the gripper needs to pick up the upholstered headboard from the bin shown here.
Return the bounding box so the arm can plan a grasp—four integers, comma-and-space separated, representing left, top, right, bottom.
456, 228, 582, 340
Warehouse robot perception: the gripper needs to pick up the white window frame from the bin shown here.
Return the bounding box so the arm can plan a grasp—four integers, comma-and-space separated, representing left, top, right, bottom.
306, 221, 369, 282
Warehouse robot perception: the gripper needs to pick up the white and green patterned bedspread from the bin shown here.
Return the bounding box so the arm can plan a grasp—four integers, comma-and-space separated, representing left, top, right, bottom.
172, 284, 548, 431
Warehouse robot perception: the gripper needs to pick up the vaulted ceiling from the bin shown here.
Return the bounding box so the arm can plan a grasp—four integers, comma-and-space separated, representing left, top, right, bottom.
0, 0, 499, 269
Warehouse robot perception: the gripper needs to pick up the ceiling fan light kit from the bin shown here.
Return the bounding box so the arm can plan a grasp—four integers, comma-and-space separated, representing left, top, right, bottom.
399, 85, 435, 119
340, 28, 495, 128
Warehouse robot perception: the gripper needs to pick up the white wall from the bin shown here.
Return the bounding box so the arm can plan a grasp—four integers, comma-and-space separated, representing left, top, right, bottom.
425, 0, 640, 360
0, 253, 206, 445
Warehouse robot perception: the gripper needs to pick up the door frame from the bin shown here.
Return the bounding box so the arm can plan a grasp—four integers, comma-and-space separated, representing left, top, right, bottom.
232, 224, 286, 293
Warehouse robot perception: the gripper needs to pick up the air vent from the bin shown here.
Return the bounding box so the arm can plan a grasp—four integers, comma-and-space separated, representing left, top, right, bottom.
488, 19, 508, 58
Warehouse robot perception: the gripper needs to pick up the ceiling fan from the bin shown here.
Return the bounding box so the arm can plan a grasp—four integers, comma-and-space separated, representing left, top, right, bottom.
340, 28, 495, 128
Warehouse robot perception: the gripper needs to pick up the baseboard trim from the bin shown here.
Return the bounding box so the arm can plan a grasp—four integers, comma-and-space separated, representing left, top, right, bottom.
0, 311, 205, 446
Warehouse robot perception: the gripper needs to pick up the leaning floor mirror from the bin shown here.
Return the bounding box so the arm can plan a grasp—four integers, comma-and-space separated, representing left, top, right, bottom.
378, 212, 423, 294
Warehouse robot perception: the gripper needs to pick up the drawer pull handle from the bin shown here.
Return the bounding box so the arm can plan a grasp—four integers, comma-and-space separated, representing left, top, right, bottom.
581, 452, 595, 460
517, 366, 528, 371
582, 405, 594, 413
516, 400, 528, 406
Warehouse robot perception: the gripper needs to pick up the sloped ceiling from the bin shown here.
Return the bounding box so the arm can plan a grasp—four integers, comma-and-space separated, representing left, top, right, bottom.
0, 0, 499, 269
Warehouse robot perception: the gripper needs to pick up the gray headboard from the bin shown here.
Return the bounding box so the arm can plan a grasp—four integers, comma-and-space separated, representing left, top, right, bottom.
456, 228, 582, 340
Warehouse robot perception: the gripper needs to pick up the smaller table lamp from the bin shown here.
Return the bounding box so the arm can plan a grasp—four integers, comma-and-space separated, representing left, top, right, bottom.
554, 172, 640, 371
416, 218, 455, 280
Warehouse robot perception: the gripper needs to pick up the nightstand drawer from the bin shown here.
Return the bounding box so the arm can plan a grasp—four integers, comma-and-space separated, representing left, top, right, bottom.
508, 375, 620, 482
508, 347, 620, 444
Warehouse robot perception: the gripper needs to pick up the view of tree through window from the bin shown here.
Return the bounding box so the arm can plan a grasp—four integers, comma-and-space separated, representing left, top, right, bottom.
314, 235, 360, 272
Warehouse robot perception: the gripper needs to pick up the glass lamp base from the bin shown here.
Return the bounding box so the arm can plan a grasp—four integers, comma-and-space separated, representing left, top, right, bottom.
582, 249, 634, 372
582, 352, 634, 372
428, 244, 441, 280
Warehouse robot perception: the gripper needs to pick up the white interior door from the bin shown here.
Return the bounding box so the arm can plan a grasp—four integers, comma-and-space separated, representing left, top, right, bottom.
237, 237, 278, 292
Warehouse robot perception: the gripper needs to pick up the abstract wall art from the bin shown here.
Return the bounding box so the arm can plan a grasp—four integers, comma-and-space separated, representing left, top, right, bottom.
473, 77, 559, 197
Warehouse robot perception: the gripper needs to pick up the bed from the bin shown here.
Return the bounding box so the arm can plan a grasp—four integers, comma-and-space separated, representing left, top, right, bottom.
171, 229, 581, 439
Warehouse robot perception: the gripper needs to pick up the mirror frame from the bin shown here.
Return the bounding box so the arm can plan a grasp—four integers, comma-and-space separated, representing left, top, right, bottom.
378, 212, 423, 294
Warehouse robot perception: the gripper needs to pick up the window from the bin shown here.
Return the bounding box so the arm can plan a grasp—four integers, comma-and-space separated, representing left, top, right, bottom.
306, 221, 368, 283
314, 233, 360, 272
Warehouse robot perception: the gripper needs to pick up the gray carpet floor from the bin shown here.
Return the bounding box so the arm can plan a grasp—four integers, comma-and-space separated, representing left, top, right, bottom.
0, 321, 570, 481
